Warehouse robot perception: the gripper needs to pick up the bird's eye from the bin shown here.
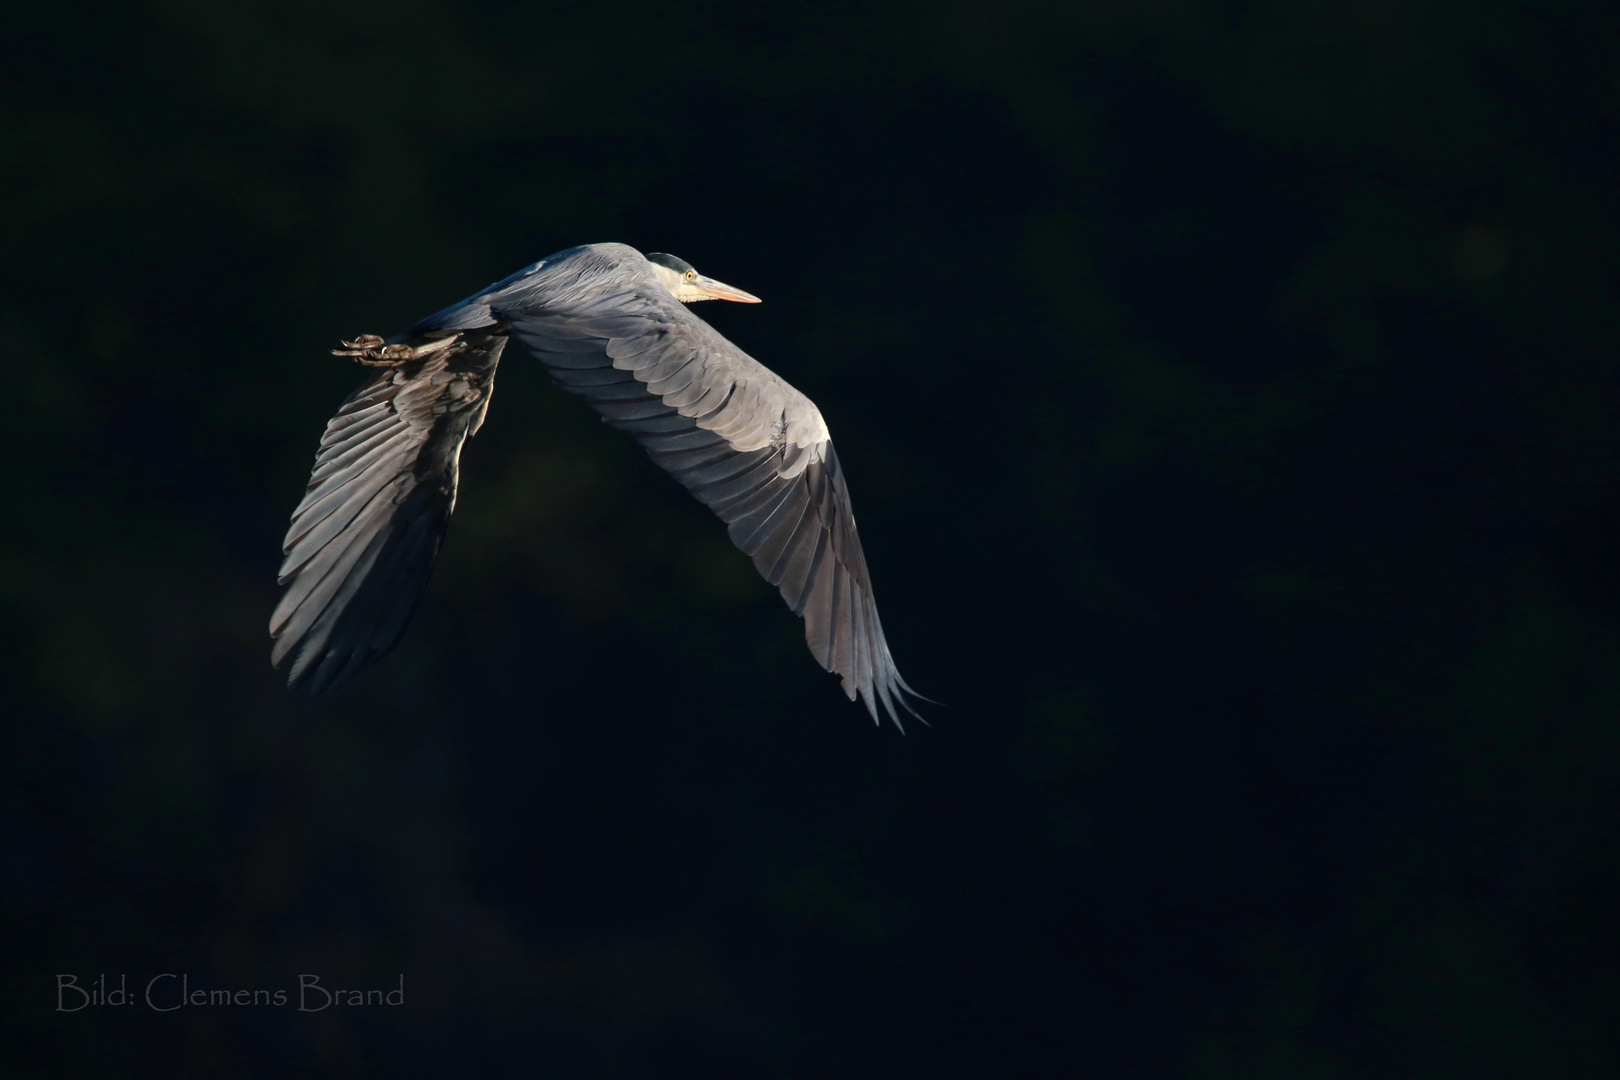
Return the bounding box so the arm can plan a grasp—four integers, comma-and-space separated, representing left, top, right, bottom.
685, 270, 697, 281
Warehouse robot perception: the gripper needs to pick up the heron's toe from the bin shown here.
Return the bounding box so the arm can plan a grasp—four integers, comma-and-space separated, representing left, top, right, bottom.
332, 334, 416, 366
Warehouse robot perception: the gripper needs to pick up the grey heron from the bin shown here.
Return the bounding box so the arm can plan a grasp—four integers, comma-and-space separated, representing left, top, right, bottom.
270, 243, 922, 727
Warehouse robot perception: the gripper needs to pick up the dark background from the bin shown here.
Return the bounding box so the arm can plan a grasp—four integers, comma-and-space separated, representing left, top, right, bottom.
6, 0, 1620, 1075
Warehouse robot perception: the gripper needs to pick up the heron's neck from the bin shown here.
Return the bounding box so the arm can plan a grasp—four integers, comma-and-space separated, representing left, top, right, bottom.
649, 263, 685, 300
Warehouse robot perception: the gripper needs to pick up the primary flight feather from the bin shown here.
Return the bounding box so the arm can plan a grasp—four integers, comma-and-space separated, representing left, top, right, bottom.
270, 243, 922, 727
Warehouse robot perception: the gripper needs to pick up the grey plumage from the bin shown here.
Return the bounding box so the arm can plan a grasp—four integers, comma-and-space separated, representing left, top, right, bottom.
271, 243, 921, 726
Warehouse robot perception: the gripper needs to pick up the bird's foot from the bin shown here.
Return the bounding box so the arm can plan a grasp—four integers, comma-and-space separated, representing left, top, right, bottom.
333, 335, 416, 366
332, 333, 464, 366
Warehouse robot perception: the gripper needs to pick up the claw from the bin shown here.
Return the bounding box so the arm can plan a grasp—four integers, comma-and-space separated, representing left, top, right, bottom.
332, 334, 403, 366
335, 334, 386, 352
332, 333, 463, 366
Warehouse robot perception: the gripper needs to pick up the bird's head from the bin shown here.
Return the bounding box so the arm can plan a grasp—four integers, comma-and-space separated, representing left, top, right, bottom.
646, 252, 762, 304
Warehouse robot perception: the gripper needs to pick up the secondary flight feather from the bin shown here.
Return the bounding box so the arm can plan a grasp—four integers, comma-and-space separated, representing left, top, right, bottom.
270, 243, 922, 727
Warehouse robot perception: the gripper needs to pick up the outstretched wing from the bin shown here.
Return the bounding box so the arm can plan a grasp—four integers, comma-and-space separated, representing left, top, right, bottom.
500, 289, 922, 727
270, 329, 506, 694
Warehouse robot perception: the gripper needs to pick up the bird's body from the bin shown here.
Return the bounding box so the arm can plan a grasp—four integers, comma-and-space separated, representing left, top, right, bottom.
271, 243, 920, 726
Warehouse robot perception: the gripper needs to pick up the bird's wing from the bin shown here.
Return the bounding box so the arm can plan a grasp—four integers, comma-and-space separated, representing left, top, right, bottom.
501, 290, 921, 727
270, 329, 507, 694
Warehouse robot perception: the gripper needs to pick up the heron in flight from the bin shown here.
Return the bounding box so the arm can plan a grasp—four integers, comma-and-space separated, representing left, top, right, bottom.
270, 244, 922, 726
